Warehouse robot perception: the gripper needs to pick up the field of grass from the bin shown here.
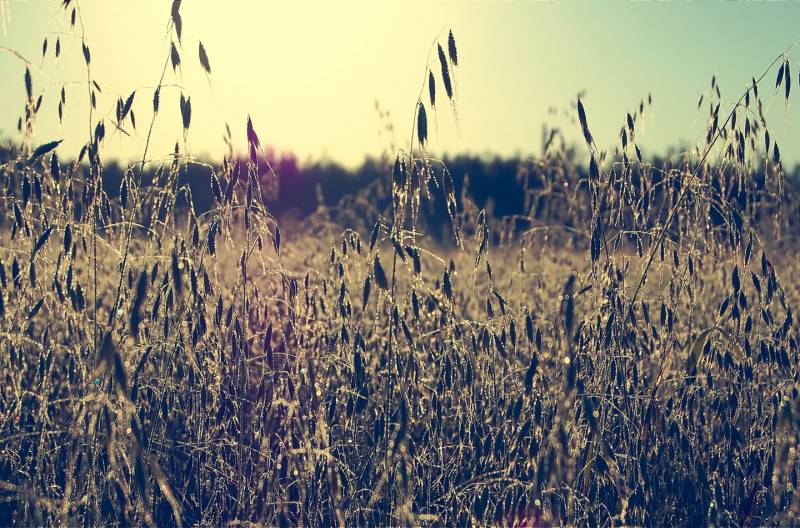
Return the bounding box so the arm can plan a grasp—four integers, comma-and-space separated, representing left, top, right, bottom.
4, 3, 800, 527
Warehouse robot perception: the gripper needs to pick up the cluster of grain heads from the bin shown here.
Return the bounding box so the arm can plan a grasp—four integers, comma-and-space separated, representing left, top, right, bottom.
389, 34, 466, 247
0, 2, 242, 525
5, 8, 800, 526
415, 29, 459, 153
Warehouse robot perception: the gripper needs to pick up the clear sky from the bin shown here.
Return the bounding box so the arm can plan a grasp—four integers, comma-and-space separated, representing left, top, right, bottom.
2, 0, 800, 168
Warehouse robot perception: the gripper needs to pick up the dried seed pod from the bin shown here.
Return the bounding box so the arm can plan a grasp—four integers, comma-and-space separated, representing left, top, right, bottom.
180, 94, 191, 130
577, 98, 593, 146
443, 270, 453, 301
130, 268, 148, 337
374, 255, 388, 290
24, 67, 32, 100
199, 41, 211, 74
428, 71, 436, 108
362, 275, 371, 308
438, 43, 453, 99
417, 102, 428, 147
153, 87, 160, 114
170, 42, 180, 71
273, 225, 281, 255
524, 354, 538, 393
447, 30, 458, 67
211, 172, 222, 203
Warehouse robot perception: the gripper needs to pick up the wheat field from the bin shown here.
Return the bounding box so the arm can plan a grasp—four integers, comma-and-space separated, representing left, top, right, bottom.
3, 2, 800, 527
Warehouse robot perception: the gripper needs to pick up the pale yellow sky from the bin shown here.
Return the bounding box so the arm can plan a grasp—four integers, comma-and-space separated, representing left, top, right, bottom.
3, 1, 484, 166
3, 1, 800, 167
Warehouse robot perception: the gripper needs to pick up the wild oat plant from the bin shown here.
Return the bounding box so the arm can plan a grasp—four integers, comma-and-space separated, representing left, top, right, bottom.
2, 3, 800, 527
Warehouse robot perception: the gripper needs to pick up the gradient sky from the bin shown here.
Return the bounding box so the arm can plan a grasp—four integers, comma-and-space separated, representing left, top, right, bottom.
2, 0, 800, 168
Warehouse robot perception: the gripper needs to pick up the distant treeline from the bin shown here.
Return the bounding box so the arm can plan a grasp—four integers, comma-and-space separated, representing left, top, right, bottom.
98, 152, 800, 236
98, 154, 529, 220
4, 143, 799, 240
